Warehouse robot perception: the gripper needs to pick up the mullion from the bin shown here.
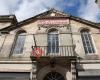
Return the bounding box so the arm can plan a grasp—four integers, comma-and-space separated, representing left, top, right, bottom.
86, 33, 94, 53
84, 32, 92, 53
82, 33, 89, 53
50, 34, 53, 53
54, 34, 57, 53
86, 33, 93, 53
52, 34, 55, 53
88, 34, 95, 53
85, 33, 91, 53
55, 34, 58, 53
81, 30, 95, 54
13, 34, 26, 54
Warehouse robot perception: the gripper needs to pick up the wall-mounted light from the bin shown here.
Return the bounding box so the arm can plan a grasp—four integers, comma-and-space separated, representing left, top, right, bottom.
0, 32, 2, 36
38, 27, 41, 30
50, 58, 56, 68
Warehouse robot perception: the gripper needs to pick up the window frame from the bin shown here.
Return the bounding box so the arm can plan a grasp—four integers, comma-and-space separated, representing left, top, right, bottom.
47, 28, 59, 53
12, 31, 26, 54
81, 29, 95, 54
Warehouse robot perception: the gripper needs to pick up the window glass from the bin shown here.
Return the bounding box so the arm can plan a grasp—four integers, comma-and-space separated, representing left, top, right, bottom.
13, 32, 26, 54
48, 29, 59, 53
81, 29, 95, 54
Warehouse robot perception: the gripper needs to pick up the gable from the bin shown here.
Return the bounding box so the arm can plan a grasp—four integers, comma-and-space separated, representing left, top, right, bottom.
17, 9, 99, 28
36, 9, 69, 18
0, 15, 17, 32
0, 9, 100, 32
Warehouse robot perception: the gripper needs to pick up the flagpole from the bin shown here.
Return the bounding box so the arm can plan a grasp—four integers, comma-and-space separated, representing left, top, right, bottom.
31, 34, 37, 80
32, 34, 37, 50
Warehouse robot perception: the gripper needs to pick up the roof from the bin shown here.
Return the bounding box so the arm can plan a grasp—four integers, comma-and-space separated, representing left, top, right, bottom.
0, 9, 100, 31
0, 15, 17, 22
18, 9, 70, 26
18, 9, 100, 27
0, 15, 18, 32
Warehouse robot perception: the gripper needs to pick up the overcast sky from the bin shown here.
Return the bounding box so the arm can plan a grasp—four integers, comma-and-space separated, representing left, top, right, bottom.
0, 0, 100, 22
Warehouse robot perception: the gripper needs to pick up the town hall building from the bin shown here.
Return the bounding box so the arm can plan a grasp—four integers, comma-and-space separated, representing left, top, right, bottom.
0, 9, 100, 80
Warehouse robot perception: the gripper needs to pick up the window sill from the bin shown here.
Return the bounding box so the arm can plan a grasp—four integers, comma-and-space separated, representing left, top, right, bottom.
85, 53, 98, 60
11, 53, 23, 57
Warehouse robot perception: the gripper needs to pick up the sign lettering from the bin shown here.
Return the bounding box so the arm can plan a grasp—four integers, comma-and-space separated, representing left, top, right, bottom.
38, 19, 69, 25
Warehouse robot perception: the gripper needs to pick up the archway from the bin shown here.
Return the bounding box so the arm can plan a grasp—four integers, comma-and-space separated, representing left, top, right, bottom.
43, 72, 65, 80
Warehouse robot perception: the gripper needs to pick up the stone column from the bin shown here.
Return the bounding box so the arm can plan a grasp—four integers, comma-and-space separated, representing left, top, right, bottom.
32, 61, 37, 80
71, 60, 77, 80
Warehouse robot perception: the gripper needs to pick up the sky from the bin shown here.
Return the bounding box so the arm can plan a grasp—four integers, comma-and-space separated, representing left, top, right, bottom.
0, 0, 100, 22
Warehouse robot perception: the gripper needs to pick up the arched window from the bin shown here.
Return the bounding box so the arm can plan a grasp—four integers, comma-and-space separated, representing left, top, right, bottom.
13, 31, 26, 54
81, 29, 95, 54
47, 28, 59, 53
44, 72, 65, 80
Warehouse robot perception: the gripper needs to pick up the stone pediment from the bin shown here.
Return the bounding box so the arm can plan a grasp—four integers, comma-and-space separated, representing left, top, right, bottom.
37, 9, 70, 18
0, 9, 100, 32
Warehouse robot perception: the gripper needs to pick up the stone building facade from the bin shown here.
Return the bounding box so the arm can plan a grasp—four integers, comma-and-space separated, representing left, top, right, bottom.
0, 9, 100, 80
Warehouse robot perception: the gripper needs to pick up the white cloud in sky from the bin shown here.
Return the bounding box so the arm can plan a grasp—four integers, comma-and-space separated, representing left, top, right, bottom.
78, 0, 100, 22
0, 0, 22, 15
0, 0, 10, 15
15, 0, 76, 21
0, 0, 77, 21
15, 0, 47, 21
0, 0, 100, 22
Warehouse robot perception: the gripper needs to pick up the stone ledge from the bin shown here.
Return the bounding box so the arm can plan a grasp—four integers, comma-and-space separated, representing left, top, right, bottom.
78, 60, 100, 64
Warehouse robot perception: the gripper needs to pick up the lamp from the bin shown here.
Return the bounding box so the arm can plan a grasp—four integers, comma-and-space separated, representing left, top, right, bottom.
0, 32, 2, 36
50, 58, 56, 68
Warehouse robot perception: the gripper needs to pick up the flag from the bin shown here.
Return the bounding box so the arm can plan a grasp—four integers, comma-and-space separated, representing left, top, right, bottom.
31, 47, 44, 58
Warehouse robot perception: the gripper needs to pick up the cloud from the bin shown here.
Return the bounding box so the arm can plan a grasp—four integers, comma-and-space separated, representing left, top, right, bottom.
0, 0, 77, 21
0, 0, 22, 14
78, 0, 100, 22
15, 0, 67, 21
0, 0, 10, 15
15, 0, 47, 21
0, 0, 100, 22
63, 0, 78, 7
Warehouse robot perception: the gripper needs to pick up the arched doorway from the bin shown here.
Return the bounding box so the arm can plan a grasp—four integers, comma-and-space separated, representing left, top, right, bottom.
43, 72, 65, 80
